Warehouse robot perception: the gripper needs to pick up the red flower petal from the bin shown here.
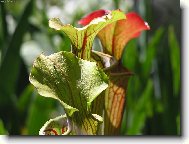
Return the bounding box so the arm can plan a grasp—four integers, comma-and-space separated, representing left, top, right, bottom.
97, 12, 150, 59
78, 9, 110, 26
125, 12, 150, 38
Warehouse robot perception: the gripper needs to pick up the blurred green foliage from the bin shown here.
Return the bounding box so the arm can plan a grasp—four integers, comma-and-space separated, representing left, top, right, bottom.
0, 0, 180, 135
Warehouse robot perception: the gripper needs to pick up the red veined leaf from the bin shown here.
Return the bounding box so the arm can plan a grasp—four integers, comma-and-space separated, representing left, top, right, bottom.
90, 50, 133, 135
39, 115, 71, 135
44, 128, 59, 135
49, 10, 125, 60
104, 64, 132, 135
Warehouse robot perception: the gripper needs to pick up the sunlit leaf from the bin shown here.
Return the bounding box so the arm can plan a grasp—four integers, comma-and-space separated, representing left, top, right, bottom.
49, 10, 126, 60
79, 10, 150, 60
29, 51, 108, 135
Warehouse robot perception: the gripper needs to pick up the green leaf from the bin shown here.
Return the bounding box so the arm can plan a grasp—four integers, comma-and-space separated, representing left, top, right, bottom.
168, 26, 180, 97
17, 84, 34, 116
0, 3, 8, 53
0, 0, 34, 134
142, 27, 164, 77
49, 10, 126, 60
0, 0, 34, 105
29, 51, 108, 135
0, 119, 8, 135
121, 39, 138, 70
26, 94, 57, 135
127, 79, 153, 134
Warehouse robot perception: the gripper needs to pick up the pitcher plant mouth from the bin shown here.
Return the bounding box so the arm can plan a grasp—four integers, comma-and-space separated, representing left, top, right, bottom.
91, 50, 118, 71
92, 50, 134, 76
108, 62, 134, 76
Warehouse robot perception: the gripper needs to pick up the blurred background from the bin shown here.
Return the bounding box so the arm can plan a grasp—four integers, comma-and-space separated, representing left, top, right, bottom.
0, 0, 180, 135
